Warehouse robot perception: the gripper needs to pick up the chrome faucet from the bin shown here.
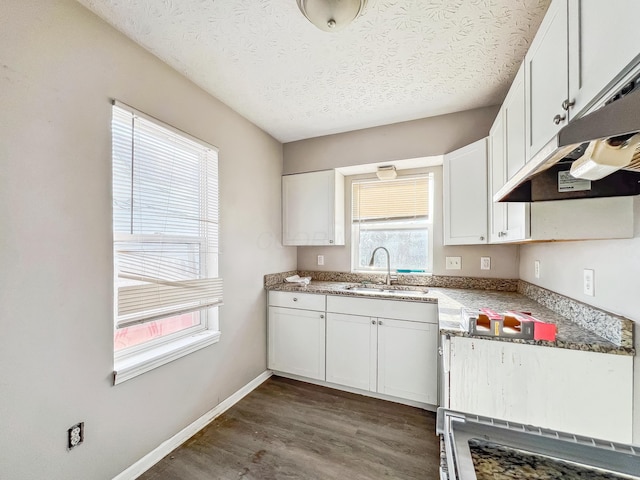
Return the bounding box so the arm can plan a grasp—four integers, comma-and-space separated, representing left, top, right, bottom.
368, 246, 392, 286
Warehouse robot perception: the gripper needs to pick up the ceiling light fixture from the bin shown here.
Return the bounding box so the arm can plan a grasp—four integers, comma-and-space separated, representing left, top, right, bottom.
296, 0, 368, 32
376, 165, 397, 180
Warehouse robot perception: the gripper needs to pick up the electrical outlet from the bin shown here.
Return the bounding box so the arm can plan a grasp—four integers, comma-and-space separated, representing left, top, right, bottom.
317, 255, 324, 266
584, 269, 595, 296
480, 257, 491, 270
534, 260, 540, 279
67, 422, 84, 450
445, 256, 462, 270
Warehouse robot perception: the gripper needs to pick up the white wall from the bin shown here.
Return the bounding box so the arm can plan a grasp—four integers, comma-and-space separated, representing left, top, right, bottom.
0, 1, 295, 479
519, 196, 640, 443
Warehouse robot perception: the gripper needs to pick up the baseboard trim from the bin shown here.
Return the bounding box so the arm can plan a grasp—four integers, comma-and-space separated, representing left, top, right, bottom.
113, 370, 273, 480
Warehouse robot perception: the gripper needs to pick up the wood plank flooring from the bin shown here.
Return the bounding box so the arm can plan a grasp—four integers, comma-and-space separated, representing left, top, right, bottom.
139, 376, 440, 480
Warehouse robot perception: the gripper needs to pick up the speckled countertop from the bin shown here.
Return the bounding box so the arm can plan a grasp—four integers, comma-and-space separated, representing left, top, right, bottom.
266, 281, 633, 356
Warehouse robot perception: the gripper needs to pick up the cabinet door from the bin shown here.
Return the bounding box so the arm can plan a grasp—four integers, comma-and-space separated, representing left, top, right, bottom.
525, 0, 569, 161
326, 313, 377, 391
488, 110, 507, 243
569, 0, 640, 117
377, 318, 438, 405
502, 65, 531, 241
282, 170, 344, 246
448, 336, 633, 443
268, 306, 325, 380
443, 138, 488, 245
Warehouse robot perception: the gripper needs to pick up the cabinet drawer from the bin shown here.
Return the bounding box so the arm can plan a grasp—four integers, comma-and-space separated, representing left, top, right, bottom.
326, 295, 437, 324
268, 291, 326, 311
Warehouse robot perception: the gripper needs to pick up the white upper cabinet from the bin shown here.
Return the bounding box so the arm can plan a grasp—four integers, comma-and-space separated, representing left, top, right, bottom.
501, 65, 531, 242
568, 0, 640, 118
525, 0, 640, 162
443, 138, 488, 245
282, 170, 345, 246
525, 0, 570, 161
488, 107, 507, 244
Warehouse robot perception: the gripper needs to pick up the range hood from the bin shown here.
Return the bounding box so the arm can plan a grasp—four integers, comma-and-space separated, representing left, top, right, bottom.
495, 73, 640, 203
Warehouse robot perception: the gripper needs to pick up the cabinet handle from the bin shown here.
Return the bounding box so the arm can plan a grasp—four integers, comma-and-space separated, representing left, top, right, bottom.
371, 320, 376, 325
562, 99, 575, 111
293, 297, 298, 302
553, 114, 566, 125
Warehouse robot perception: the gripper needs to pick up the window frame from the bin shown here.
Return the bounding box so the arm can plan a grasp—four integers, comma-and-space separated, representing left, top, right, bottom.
349, 171, 434, 274
111, 101, 221, 385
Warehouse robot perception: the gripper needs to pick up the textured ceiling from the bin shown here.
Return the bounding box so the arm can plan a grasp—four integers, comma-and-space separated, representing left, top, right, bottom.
76, 0, 551, 143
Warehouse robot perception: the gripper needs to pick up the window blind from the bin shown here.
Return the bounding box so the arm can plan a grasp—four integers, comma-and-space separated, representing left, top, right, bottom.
112, 102, 222, 329
352, 177, 430, 222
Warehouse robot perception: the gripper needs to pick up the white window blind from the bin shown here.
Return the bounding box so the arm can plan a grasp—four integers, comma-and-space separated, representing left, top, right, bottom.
112, 102, 222, 329
352, 177, 430, 222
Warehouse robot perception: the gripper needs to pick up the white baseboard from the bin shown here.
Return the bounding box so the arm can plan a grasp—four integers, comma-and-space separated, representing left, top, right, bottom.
113, 370, 273, 480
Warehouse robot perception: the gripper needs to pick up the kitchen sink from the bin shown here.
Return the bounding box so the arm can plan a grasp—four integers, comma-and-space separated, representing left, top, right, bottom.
344, 285, 429, 296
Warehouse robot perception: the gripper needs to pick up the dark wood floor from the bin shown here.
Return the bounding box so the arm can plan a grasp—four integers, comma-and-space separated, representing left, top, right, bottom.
139, 376, 440, 480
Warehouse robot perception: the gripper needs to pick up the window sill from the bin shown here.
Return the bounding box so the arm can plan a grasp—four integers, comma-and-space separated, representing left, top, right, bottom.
113, 330, 221, 385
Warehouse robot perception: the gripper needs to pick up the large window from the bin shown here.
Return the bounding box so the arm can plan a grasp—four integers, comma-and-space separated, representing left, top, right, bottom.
351, 174, 433, 273
111, 102, 222, 380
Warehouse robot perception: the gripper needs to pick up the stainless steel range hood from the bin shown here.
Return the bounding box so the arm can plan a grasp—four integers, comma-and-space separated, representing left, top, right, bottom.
495, 73, 640, 203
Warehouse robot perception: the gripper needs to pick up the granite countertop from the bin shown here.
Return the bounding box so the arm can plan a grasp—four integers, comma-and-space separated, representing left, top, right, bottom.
266, 281, 633, 356
266, 281, 437, 303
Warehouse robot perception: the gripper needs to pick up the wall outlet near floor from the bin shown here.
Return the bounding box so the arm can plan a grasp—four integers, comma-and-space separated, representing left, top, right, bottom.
67, 422, 84, 450
480, 257, 491, 270
584, 269, 595, 296
445, 256, 462, 270
317, 255, 324, 266
534, 260, 540, 279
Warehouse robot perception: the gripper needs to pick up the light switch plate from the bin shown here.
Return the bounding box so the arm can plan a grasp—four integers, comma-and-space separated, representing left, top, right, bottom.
584, 269, 594, 296
445, 256, 462, 270
317, 255, 324, 266
480, 257, 491, 270
534, 260, 540, 279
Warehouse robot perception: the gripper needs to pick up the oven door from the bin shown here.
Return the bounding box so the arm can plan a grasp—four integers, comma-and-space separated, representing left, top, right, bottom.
436, 408, 640, 480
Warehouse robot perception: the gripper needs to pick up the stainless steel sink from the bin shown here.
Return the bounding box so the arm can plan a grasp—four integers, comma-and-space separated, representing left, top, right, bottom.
344, 285, 429, 296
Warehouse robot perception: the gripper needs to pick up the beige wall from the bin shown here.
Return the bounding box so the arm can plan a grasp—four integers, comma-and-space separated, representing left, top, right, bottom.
519, 196, 640, 444
297, 166, 520, 278
288, 108, 519, 279
283, 105, 500, 174
0, 1, 295, 479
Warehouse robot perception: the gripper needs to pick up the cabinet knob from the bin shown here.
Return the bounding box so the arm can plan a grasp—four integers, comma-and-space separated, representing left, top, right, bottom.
329, 240, 334, 244
371, 320, 376, 325
378, 320, 383, 326
553, 113, 566, 125
562, 99, 575, 111
479, 236, 485, 241
293, 297, 298, 302
320, 314, 324, 319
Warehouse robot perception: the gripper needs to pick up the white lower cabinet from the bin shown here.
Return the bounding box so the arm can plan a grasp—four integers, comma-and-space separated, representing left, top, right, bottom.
325, 313, 376, 392
325, 296, 439, 405
268, 305, 326, 381
443, 335, 633, 443
268, 291, 439, 407
376, 317, 438, 404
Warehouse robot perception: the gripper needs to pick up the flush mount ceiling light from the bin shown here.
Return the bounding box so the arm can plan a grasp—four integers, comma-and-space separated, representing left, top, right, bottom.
376, 165, 397, 180
296, 0, 368, 32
